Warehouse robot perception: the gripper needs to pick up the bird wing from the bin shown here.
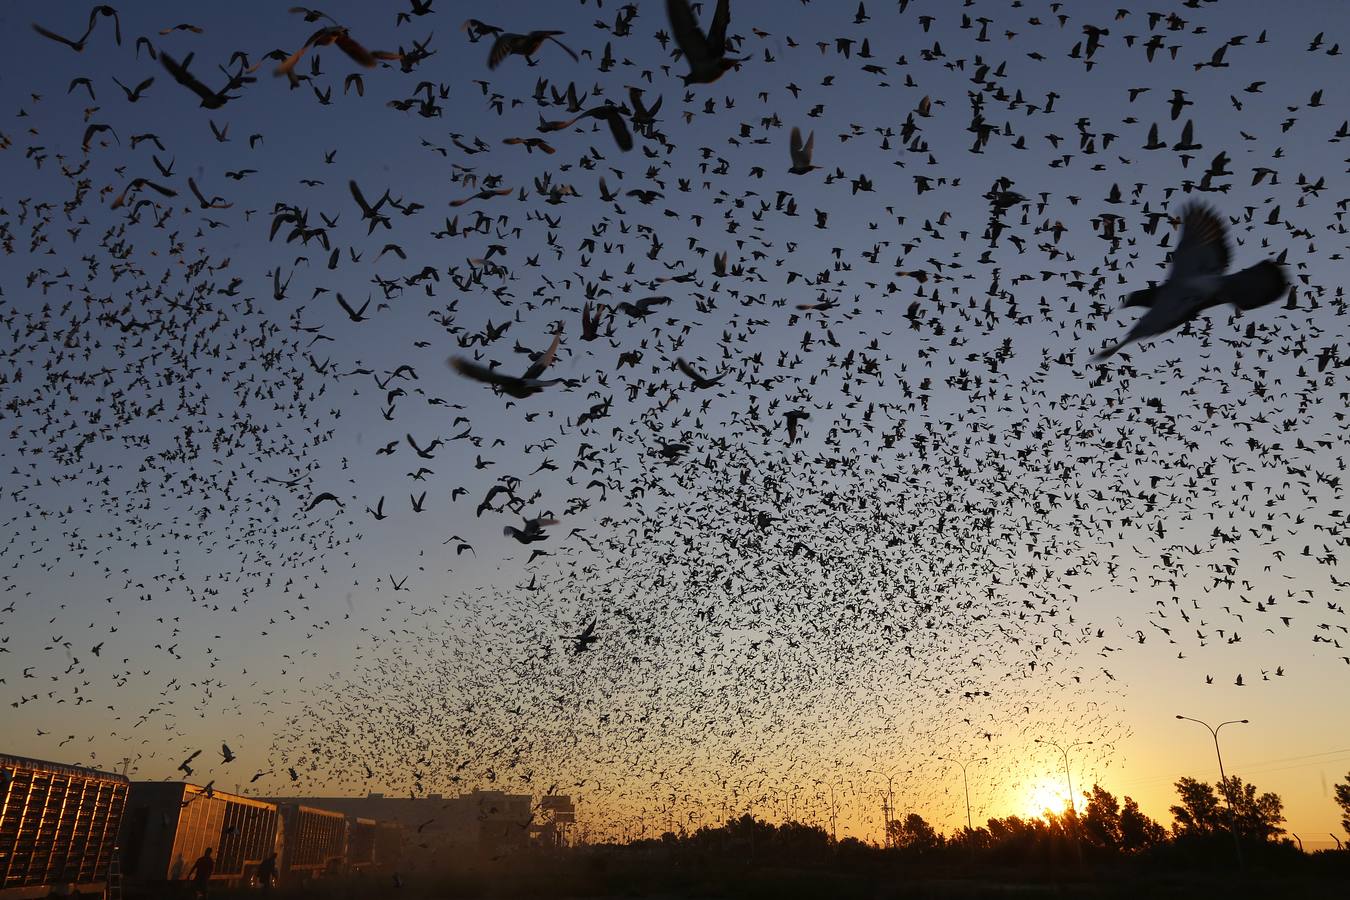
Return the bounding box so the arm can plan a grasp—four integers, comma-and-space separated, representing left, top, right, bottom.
160, 52, 217, 103
546, 34, 580, 63
349, 180, 373, 213
1091, 340, 1127, 362
666, 0, 711, 63
1122, 284, 1160, 308
487, 34, 516, 70
334, 32, 378, 67
275, 33, 320, 77
1171, 204, 1230, 279
31, 24, 81, 50
450, 357, 521, 389
628, 86, 649, 117
676, 357, 706, 383
707, 0, 731, 54
93, 5, 122, 45
598, 106, 633, 151
523, 332, 562, 380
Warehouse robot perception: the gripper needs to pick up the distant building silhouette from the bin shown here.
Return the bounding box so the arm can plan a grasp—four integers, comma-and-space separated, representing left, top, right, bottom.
262, 790, 568, 858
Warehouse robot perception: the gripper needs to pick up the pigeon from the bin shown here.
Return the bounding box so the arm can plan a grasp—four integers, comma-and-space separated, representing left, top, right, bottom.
487, 30, 579, 69
666, 0, 741, 85
450, 332, 570, 399
1094, 204, 1288, 360
788, 127, 818, 175
570, 618, 599, 654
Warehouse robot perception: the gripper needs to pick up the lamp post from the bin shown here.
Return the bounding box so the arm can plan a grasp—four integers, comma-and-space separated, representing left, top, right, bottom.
1176, 714, 1248, 868
1034, 738, 1091, 864
1033, 739, 1092, 816
936, 756, 987, 832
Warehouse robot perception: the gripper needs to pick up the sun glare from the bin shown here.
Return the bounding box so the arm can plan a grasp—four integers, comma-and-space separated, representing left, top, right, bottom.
1022, 779, 1070, 819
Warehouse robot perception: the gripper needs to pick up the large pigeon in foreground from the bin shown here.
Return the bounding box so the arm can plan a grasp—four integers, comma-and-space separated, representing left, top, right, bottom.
1094, 203, 1288, 360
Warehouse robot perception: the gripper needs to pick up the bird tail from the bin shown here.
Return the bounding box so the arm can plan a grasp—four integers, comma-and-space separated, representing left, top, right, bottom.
548, 35, 580, 63
1225, 260, 1288, 311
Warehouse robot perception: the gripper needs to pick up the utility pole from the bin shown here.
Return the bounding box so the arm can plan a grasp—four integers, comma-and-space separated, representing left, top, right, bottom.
866, 767, 903, 848
1176, 715, 1248, 869
829, 783, 837, 843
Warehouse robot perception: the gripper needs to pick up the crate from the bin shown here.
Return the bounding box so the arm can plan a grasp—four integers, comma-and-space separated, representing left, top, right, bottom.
0, 754, 128, 896
277, 804, 345, 878
119, 783, 278, 886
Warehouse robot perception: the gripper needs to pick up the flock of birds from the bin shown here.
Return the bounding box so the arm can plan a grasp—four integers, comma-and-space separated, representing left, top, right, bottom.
1, 0, 1348, 839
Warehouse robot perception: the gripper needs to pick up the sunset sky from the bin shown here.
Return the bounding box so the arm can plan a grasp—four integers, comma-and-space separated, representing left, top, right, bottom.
1, 0, 1347, 852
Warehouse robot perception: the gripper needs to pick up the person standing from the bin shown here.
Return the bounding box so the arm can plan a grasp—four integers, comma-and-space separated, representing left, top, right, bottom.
186, 847, 214, 898
256, 852, 278, 894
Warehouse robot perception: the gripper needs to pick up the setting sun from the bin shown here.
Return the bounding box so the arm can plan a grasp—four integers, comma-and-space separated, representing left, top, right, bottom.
1022, 779, 1071, 819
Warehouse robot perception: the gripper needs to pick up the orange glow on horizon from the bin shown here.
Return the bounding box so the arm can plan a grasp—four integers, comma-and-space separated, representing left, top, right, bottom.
1020, 778, 1071, 820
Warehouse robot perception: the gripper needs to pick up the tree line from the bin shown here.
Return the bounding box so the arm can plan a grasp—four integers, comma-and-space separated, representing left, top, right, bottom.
613, 771, 1350, 869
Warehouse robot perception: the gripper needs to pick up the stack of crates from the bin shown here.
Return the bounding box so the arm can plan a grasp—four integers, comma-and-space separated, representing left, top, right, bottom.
0, 753, 129, 898
277, 804, 346, 881
345, 818, 377, 871
119, 782, 279, 887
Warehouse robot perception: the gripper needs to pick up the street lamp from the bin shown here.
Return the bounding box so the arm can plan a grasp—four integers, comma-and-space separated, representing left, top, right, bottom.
936, 756, 987, 832
1034, 738, 1091, 864
1033, 739, 1092, 816
1176, 714, 1248, 868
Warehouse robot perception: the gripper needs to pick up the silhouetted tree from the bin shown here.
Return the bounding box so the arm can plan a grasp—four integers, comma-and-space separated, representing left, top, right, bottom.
1118, 795, 1166, 852
1080, 783, 1164, 853
1335, 772, 1350, 838
1081, 784, 1122, 850
1222, 776, 1285, 842
1170, 777, 1226, 838
980, 812, 1078, 865
888, 812, 943, 852
1169, 775, 1285, 843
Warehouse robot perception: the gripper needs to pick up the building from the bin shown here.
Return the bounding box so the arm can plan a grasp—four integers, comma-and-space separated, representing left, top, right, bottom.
265, 791, 539, 859
535, 795, 577, 848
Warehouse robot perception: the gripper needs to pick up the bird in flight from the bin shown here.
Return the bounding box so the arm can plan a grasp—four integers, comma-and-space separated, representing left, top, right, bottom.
667, 0, 741, 85
504, 516, 559, 544
450, 332, 571, 399
676, 357, 727, 390
788, 127, 818, 175
487, 28, 579, 70
1094, 204, 1288, 360
570, 618, 599, 655
31, 6, 121, 53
